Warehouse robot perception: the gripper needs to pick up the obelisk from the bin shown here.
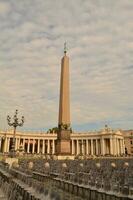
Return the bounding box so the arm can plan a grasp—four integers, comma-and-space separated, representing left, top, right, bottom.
56, 43, 71, 155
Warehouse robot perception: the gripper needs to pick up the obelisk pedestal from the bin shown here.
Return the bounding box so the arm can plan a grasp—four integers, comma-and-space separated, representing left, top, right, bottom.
56, 129, 71, 155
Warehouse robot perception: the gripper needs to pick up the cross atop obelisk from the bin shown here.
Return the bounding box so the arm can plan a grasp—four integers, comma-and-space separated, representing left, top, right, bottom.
56, 44, 71, 155
64, 42, 67, 55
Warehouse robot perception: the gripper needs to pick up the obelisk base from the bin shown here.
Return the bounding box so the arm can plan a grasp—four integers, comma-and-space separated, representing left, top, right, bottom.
56, 130, 71, 155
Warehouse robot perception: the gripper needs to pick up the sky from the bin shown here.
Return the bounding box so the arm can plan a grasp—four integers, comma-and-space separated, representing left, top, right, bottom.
0, 0, 133, 132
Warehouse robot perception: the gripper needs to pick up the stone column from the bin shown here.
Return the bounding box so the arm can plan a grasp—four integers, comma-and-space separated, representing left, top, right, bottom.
27, 139, 30, 153
8, 138, 10, 152
6, 138, 10, 153
114, 137, 117, 155
120, 139, 123, 155
6, 138, 8, 153
47, 140, 50, 154
4, 137, 7, 153
116, 139, 118, 155
15, 138, 18, 150
86, 140, 88, 155
110, 137, 113, 155
71, 139, 74, 155
117, 139, 119, 155
83, 140, 85, 154
76, 140, 79, 155
52, 139, 55, 154
122, 139, 125, 154
91, 139, 93, 155
101, 138, 105, 155
122, 139, 124, 154
88, 140, 91, 154
32, 139, 35, 154
23, 138, 25, 150
96, 139, 98, 155
0, 137, 2, 152
118, 139, 120, 155
82, 140, 84, 155
37, 139, 40, 154
23, 138, 25, 149
17, 138, 20, 150
119, 139, 121, 155
42, 140, 45, 154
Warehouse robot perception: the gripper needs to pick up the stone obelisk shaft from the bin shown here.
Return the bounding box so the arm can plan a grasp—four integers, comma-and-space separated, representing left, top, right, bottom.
58, 55, 70, 126
56, 52, 71, 155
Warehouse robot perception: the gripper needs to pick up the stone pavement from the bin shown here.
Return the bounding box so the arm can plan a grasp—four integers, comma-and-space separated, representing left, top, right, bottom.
18, 157, 133, 196
0, 189, 7, 200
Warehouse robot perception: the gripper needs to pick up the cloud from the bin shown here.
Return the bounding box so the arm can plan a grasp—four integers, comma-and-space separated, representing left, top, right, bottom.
0, 1, 10, 15
0, 0, 133, 131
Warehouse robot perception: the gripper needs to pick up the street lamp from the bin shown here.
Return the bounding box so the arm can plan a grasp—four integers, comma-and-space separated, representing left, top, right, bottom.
7, 109, 24, 157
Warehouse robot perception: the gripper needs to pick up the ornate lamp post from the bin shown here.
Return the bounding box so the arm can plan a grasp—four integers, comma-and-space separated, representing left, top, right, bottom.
7, 109, 24, 157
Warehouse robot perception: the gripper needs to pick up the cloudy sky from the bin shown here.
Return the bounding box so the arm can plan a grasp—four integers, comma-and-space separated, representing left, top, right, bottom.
0, 0, 133, 132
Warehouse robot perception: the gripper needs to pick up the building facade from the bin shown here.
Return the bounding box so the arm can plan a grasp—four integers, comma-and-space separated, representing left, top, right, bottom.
122, 130, 133, 155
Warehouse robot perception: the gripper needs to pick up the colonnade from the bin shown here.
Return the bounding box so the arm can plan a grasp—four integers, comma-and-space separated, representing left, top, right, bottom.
1, 137, 56, 154
23, 138, 56, 154
0, 132, 125, 156
71, 137, 125, 156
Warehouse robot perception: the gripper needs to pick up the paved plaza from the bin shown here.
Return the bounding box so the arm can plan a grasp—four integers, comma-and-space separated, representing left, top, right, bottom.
18, 157, 133, 194
0, 189, 7, 200
0, 156, 133, 200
